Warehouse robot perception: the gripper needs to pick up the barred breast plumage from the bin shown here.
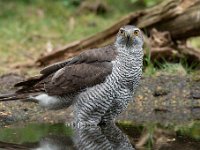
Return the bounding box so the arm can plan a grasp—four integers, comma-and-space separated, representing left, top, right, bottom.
74, 45, 143, 124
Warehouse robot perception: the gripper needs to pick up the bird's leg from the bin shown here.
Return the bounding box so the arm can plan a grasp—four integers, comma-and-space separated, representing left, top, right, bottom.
101, 101, 129, 124
74, 98, 113, 126
101, 88, 133, 124
100, 109, 116, 125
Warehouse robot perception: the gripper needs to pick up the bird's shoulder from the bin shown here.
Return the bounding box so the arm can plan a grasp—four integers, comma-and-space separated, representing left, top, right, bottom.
40, 44, 117, 75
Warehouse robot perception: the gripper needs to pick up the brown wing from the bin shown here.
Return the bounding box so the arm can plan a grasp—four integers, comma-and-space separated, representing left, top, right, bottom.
40, 44, 117, 74
44, 62, 112, 95
15, 45, 117, 96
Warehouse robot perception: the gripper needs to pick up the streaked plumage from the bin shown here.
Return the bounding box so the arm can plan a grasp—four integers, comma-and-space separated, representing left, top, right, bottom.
0, 25, 144, 125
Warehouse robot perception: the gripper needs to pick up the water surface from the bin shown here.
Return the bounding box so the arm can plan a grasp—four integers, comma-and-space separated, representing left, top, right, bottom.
0, 122, 200, 150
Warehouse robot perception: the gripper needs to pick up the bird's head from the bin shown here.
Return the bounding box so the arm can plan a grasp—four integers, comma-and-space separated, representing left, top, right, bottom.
115, 25, 144, 50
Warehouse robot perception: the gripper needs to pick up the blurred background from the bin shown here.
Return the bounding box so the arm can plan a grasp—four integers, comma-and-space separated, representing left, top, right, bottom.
0, 0, 150, 74
0, 0, 199, 74
0, 0, 199, 150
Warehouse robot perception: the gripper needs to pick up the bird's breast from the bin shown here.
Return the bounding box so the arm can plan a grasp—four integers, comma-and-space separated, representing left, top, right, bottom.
110, 55, 143, 90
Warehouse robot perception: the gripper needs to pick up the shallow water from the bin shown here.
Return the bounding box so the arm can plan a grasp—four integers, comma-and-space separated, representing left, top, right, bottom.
0, 122, 199, 150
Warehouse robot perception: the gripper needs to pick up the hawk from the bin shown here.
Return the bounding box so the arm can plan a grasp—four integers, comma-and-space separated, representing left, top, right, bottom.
0, 25, 144, 125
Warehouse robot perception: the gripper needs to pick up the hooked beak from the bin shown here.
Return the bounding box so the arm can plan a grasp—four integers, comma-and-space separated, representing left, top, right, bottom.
125, 33, 132, 46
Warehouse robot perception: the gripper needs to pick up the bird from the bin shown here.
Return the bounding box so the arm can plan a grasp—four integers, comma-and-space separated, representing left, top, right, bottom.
0, 25, 144, 125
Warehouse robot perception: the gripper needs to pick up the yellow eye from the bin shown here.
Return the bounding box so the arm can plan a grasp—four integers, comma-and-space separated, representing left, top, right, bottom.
134, 30, 139, 36
119, 29, 125, 35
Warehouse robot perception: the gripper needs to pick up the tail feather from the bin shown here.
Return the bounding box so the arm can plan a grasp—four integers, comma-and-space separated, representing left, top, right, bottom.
0, 73, 47, 102
0, 93, 15, 99
0, 93, 29, 102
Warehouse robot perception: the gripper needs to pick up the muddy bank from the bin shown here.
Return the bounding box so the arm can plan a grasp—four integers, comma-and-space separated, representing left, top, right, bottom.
0, 71, 199, 127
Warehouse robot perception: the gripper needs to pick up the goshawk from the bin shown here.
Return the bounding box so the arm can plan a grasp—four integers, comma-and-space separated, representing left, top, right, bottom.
0, 25, 144, 125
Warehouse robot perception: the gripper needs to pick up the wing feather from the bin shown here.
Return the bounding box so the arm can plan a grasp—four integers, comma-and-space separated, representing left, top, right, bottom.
45, 62, 113, 96
15, 45, 117, 96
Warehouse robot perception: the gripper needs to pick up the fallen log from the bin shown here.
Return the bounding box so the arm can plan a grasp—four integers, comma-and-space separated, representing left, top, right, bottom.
36, 11, 143, 66
36, 0, 200, 66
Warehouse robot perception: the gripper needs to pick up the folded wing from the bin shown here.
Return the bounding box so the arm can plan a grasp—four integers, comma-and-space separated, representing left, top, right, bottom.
15, 45, 117, 96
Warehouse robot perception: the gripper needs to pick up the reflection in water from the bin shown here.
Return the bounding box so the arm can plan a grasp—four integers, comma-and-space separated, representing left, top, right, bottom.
73, 123, 134, 150
32, 135, 75, 150
0, 123, 135, 150
1, 122, 199, 150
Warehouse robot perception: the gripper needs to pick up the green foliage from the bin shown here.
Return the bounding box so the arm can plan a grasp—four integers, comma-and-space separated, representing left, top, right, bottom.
144, 123, 157, 149
62, 0, 81, 6
143, 48, 157, 76
175, 122, 200, 140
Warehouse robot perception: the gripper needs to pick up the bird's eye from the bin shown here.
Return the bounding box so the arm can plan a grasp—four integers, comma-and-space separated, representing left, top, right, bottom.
119, 29, 125, 35
133, 30, 139, 36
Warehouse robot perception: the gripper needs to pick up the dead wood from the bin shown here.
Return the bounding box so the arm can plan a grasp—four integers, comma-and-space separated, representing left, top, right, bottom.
36, 0, 200, 66
176, 44, 200, 63
36, 11, 143, 66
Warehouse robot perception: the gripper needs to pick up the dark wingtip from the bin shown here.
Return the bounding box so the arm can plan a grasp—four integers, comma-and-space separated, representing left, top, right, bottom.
14, 75, 43, 88
40, 67, 49, 75
14, 81, 26, 87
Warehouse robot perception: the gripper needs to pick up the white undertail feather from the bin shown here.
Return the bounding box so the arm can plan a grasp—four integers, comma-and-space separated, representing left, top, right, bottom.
34, 94, 59, 107
33, 94, 72, 110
